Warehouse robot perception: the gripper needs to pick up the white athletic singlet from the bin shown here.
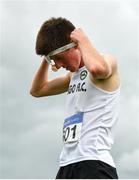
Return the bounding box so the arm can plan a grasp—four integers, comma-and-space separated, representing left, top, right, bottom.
60, 66, 120, 168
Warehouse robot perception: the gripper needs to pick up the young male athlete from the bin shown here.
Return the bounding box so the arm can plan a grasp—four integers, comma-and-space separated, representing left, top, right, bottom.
30, 17, 120, 179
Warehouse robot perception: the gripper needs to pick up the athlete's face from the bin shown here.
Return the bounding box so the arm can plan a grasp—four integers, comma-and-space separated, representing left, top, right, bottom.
51, 47, 83, 72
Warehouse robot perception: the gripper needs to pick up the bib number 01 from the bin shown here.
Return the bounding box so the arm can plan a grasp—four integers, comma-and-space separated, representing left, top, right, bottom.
63, 124, 77, 142
63, 112, 84, 143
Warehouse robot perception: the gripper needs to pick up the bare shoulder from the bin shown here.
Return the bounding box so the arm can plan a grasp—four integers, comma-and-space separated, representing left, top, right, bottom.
102, 53, 118, 74
90, 53, 120, 92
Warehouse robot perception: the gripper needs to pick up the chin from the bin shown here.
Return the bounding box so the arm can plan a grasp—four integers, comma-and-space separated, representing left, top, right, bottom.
70, 67, 78, 72
69, 69, 75, 72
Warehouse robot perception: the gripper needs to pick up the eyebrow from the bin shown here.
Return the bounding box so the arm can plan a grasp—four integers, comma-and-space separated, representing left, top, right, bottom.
51, 54, 62, 59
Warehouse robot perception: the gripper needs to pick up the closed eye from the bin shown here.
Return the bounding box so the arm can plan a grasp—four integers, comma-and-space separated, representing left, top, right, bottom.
51, 55, 62, 61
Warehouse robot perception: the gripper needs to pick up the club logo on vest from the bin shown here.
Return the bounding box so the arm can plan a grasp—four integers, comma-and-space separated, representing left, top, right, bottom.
80, 70, 87, 80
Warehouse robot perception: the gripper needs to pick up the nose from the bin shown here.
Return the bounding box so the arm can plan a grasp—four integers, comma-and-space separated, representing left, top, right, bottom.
55, 61, 64, 69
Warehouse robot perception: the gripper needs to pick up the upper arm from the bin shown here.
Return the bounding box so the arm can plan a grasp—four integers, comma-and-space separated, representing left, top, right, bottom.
34, 72, 71, 97
92, 54, 118, 80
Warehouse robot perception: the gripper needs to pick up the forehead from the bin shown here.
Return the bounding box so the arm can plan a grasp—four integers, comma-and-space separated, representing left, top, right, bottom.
48, 42, 77, 58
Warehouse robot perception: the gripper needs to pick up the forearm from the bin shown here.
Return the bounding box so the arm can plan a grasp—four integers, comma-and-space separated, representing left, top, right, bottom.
70, 28, 110, 78
78, 38, 108, 74
30, 59, 49, 94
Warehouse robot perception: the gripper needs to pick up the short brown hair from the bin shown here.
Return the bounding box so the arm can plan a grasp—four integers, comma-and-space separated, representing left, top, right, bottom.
35, 17, 75, 56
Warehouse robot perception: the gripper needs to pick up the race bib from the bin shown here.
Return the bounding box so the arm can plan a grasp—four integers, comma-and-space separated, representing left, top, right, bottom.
63, 112, 84, 143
